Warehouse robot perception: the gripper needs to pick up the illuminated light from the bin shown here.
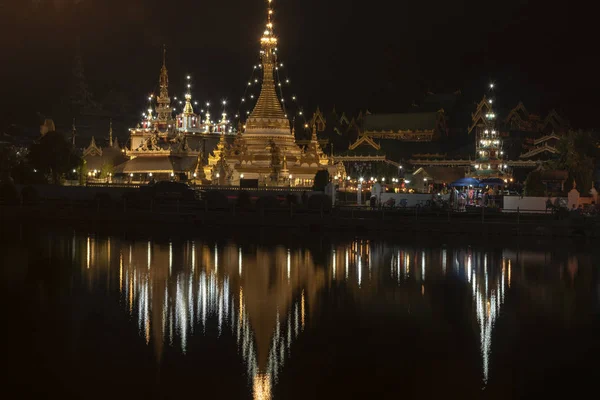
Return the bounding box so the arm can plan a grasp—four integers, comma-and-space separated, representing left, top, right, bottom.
254, 79, 258, 83
129, 173, 133, 177
248, 82, 252, 86
171, 172, 174, 177
206, 102, 210, 107
216, 173, 220, 178
399, 165, 403, 169
242, 98, 246, 102
359, 177, 364, 182
149, 173, 153, 177
381, 178, 385, 182
423, 178, 428, 182
490, 83, 494, 88
222, 100, 227, 105
292, 96, 296, 100
193, 172, 197, 178
347, 176, 351, 181
489, 99, 493, 104
299, 111, 303, 115
174, 96, 177, 100
404, 180, 410, 184
250, 95, 254, 99
240, 173, 244, 179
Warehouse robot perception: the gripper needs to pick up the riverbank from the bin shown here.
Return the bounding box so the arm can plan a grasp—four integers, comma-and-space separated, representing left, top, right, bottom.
1, 201, 598, 240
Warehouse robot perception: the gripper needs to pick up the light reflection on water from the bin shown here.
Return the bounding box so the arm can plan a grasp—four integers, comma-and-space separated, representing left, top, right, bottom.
8, 232, 600, 398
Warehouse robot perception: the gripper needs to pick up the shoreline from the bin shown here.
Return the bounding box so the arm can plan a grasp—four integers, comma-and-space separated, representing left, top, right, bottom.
1, 203, 598, 242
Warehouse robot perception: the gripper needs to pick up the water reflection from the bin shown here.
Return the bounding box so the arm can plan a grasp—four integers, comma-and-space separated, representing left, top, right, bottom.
31, 233, 596, 398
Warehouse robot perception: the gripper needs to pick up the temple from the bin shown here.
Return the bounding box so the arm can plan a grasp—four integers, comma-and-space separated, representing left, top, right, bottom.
114, 47, 232, 182
212, 0, 344, 186
469, 86, 509, 179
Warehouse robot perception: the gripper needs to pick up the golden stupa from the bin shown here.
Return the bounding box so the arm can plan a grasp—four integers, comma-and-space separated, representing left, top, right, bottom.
204, 0, 345, 187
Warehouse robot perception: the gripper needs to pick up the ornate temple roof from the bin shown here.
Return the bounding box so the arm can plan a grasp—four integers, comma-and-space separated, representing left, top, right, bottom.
114, 155, 198, 174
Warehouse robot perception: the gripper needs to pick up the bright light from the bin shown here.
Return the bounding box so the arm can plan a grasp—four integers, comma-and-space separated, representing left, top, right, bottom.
405, 180, 410, 184
170, 172, 174, 177
149, 173, 153, 177
193, 172, 197, 177
359, 177, 364, 183
381, 178, 385, 182
423, 178, 428, 182
216, 173, 220, 178
129, 173, 133, 177
347, 176, 351, 181
240, 174, 244, 179
72, 169, 76, 173
399, 165, 403, 169
289, 174, 293, 179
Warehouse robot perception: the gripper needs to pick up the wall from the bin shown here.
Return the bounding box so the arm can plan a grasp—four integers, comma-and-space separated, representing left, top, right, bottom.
502, 196, 567, 213
379, 193, 444, 207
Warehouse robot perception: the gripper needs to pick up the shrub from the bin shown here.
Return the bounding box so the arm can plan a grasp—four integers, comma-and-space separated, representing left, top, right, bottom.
313, 170, 330, 192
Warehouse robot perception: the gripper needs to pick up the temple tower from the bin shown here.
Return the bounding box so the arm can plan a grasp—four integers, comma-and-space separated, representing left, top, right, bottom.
154, 46, 173, 132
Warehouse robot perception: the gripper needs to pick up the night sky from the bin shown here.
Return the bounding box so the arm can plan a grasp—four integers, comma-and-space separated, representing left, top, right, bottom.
1, 0, 597, 129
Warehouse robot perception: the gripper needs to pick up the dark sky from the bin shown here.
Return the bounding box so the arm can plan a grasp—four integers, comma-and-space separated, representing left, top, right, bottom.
1, 0, 597, 128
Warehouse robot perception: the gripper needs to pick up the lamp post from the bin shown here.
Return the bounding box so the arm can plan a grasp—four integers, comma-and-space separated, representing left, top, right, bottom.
358, 177, 364, 205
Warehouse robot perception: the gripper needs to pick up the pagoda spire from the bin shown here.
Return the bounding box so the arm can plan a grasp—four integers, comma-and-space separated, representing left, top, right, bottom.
155, 45, 172, 130
246, 0, 290, 132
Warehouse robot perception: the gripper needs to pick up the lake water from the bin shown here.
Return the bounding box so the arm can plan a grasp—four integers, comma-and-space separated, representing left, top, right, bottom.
2, 228, 599, 399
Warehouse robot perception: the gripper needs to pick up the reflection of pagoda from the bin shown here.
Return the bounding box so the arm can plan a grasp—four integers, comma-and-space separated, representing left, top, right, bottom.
219, 0, 344, 186
84, 238, 325, 399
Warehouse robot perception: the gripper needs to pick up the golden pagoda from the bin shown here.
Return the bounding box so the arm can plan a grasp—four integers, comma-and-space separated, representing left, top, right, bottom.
116, 47, 233, 182
210, 0, 345, 186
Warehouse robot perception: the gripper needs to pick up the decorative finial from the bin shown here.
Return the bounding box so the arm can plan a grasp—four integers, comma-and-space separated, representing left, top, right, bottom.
162, 44, 166, 68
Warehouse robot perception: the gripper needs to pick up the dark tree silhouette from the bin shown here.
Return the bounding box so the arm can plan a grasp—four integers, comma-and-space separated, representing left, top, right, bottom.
313, 170, 330, 192
29, 131, 81, 184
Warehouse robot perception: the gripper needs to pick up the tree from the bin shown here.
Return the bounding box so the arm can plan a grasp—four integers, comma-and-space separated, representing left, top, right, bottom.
100, 162, 114, 180
313, 170, 330, 192
524, 169, 546, 196
551, 130, 599, 194
29, 131, 81, 184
